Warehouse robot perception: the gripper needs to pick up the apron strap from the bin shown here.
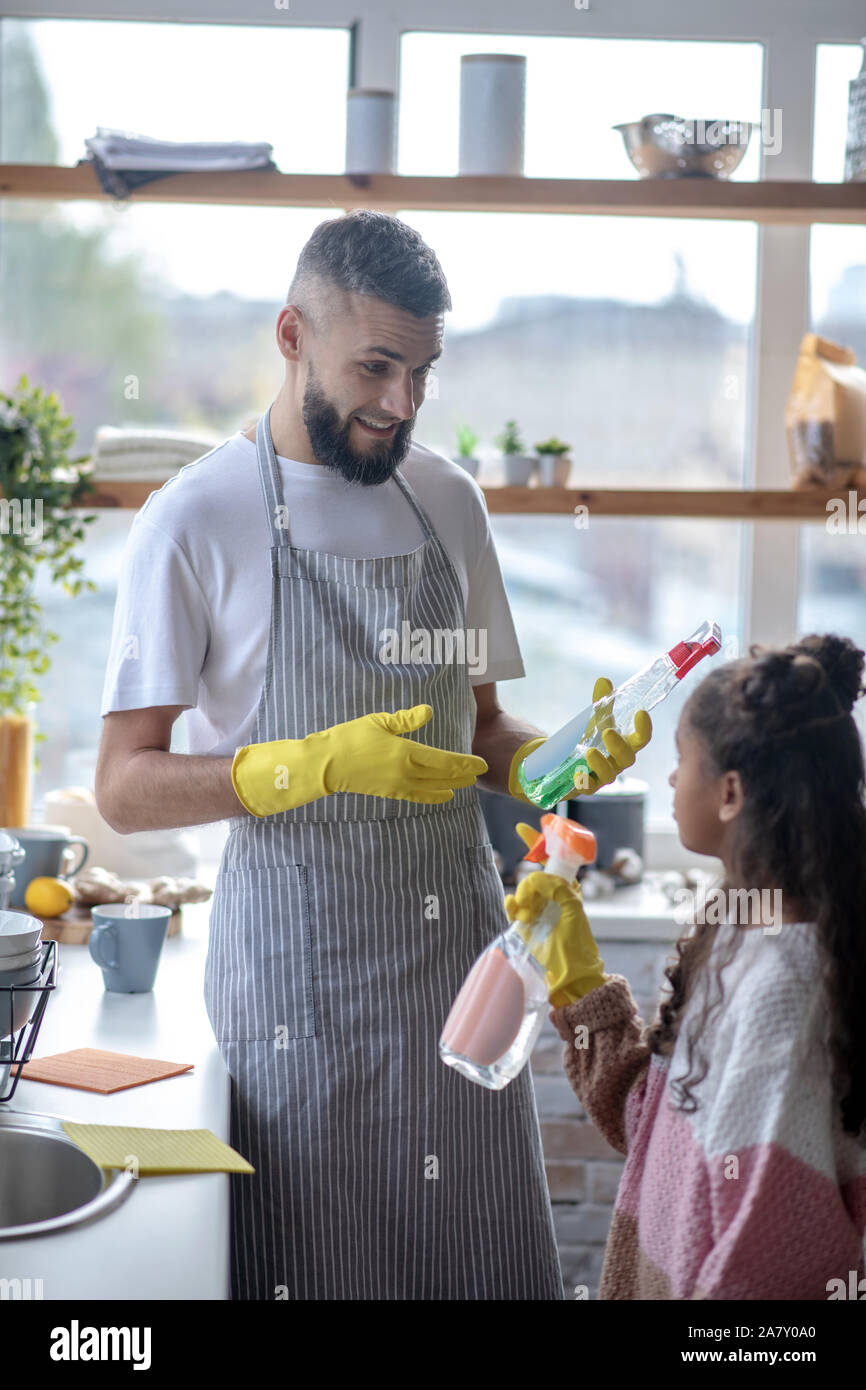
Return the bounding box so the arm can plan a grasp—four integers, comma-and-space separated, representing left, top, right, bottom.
255, 405, 289, 547
255, 401, 439, 547
391, 467, 435, 541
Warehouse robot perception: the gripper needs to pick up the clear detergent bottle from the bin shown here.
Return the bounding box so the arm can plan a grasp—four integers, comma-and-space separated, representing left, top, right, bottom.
439, 814, 597, 1090
516, 618, 723, 810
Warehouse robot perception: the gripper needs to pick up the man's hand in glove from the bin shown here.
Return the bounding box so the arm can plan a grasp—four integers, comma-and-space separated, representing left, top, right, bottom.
507, 676, 653, 806
231, 704, 487, 817
502, 821, 606, 1007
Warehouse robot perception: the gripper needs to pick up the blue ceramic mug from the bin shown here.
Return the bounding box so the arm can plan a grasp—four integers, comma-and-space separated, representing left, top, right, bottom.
88, 903, 171, 993
2, 826, 89, 908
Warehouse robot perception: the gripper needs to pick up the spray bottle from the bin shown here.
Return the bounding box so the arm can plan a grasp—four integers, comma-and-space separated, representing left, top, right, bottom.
439, 814, 597, 1090
516, 618, 722, 809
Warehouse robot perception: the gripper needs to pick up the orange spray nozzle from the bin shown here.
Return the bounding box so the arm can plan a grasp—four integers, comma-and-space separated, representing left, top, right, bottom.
525, 813, 597, 866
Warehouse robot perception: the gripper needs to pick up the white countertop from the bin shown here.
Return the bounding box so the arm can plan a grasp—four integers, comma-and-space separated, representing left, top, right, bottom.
578, 870, 705, 941
0, 898, 230, 1301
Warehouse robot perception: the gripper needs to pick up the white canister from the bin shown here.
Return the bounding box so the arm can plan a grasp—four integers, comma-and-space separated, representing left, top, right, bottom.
346, 89, 397, 175
459, 54, 526, 176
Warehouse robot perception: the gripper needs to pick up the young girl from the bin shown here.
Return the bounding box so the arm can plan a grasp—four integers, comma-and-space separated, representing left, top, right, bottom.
506, 632, 866, 1300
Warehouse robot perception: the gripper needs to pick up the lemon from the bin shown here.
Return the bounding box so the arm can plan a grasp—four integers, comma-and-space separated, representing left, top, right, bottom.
25, 876, 74, 918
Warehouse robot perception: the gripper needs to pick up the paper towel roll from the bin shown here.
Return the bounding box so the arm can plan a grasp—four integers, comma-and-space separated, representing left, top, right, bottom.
459, 54, 526, 176
346, 89, 396, 174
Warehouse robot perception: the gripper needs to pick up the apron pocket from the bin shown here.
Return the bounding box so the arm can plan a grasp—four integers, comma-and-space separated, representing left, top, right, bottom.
464, 841, 508, 952
204, 863, 316, 1043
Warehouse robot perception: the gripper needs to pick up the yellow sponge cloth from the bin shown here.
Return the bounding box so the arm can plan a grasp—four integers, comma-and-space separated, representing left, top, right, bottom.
61, 1123, 254, 1175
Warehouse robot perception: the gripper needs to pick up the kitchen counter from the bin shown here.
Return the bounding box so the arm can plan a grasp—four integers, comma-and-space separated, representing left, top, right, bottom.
577, 869, 712, 941
0, 861, 702, 1300
0, 895, 230, 1301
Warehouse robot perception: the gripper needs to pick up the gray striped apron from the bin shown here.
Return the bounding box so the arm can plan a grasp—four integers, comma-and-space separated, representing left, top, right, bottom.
203, 404, 563, 1300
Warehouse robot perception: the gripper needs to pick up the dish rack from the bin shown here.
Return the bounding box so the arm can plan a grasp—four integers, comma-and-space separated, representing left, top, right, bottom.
0, 941, 58, 1103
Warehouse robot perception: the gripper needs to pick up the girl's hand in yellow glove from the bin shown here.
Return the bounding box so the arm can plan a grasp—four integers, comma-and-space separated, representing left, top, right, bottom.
232, 704, 487, 817
502, 821, 606, 1006
507, 677, 653, 803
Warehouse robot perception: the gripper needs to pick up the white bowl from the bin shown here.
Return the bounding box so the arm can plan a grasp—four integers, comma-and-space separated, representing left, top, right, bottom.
0, 946, 42, 975
0, 911, 44, 955
0, 961, 42, 1039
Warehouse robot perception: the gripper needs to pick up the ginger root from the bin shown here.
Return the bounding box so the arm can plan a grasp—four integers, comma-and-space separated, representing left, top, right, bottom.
71, 866, 212, 910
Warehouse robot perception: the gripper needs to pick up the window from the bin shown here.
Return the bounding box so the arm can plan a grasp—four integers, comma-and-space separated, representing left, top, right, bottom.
0, 19, 351, 448
812, 42, 863, 184
0, 18, 350, 171
398, 32, 763, 181
488, 514, 743, 823
799, 526, 866, 746
27, 512, 140, 797
398, 32, 761, 831
397, 33, 763, 489
0, 17, 350, 811
810, 44, 866, 372
397, 210, 756, 489
799, 43, 866, 749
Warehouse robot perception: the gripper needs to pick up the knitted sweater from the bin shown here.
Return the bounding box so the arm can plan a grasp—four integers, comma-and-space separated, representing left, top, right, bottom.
550, 921, 866, 1299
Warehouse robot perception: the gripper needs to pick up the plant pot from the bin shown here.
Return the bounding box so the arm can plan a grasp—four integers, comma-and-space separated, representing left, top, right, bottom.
503, 454, 535, 486
454, 455, 480, 478
536, 454, 571, 486
0, 709, 34, 828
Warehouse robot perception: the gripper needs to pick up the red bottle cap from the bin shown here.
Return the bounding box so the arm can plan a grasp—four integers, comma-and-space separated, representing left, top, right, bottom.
667, 620, 722, 680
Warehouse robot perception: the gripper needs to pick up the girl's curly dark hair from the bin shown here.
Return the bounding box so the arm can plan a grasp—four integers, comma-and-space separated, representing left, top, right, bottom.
645, 632, 866, 1138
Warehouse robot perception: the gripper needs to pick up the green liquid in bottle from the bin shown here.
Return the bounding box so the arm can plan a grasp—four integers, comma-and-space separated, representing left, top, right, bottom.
516, 696, 615, 808
516, 749, 594, 809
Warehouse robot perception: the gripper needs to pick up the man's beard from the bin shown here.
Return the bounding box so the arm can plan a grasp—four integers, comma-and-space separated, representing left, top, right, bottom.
301, 365, 414, 486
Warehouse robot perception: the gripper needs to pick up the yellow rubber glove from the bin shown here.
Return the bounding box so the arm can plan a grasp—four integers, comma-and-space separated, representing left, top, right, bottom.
231, 704, 487, 818
503, 822, 606, 1006
507, 676, 653, 803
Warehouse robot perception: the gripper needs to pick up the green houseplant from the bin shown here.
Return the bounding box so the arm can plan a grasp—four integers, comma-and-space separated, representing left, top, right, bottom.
495, 419, 535, 485
0, 375, 98, 825
454, 423, 480, 478
534, 435, 572, 486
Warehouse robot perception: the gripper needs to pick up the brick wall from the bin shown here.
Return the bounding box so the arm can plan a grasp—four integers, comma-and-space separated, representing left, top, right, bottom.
530, 937, 675, 1299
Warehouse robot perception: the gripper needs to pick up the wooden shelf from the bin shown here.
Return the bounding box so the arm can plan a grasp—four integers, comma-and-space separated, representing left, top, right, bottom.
1, 164, 865, 223
485, 487, 866, 518
57, 480, 864, 520
5, 165, 860, 525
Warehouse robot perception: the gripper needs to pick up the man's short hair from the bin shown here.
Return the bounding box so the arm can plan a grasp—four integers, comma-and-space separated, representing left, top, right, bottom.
287, 209, 452, 335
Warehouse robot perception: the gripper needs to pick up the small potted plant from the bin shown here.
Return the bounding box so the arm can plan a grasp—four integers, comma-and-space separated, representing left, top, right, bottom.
454, 423, 480, 478
495, 419, 535, 486
534, 435, 572, 486
0, 375, 98, 826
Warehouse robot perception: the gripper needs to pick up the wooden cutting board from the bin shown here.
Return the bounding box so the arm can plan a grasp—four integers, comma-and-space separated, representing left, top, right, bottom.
31, 905, 182, 945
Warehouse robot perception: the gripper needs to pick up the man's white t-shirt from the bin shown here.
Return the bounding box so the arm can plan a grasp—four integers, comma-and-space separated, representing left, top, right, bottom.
100, 431, 525, 755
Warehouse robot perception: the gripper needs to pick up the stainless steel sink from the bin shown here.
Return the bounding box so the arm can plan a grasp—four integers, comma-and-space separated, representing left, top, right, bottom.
0, 1109, 136, 1239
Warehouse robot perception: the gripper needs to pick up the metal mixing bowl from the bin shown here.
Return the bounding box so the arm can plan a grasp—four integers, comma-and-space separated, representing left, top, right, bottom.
613, 113, 753, 179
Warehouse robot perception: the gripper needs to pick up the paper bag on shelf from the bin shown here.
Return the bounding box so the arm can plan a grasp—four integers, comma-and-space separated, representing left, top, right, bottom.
785, 333, 866, 490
